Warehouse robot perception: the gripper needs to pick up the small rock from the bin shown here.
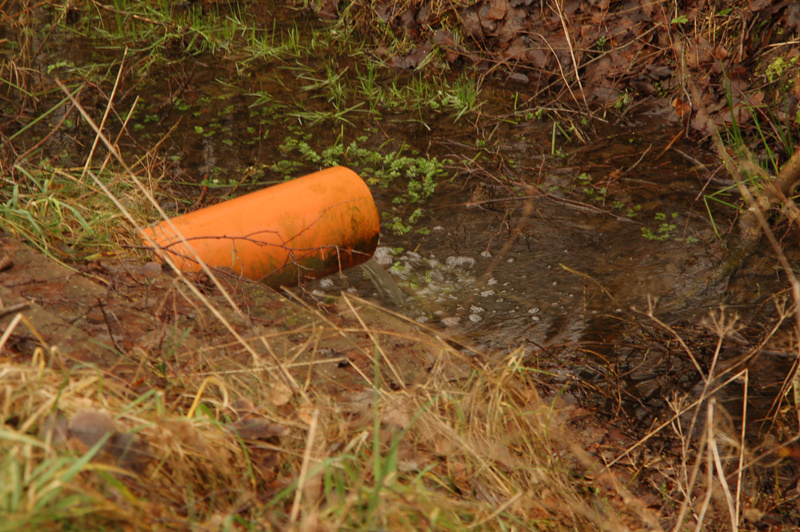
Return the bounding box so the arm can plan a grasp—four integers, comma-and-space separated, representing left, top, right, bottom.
506, 72, 529, 84
69, 410, 115, 449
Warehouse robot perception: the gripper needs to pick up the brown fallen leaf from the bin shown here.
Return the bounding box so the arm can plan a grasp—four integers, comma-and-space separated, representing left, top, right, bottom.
269, 381, 293, 406
484, 0, 508, 22
297, 402, 315, 425
387, 42, 433, 70
315, 0, 340, 19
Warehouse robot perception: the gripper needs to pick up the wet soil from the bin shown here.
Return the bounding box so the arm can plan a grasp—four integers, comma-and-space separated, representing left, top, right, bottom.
0, 231, 454, 396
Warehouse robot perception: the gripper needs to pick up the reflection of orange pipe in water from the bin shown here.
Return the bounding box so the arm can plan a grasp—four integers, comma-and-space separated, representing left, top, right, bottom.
140, 166, 380, 287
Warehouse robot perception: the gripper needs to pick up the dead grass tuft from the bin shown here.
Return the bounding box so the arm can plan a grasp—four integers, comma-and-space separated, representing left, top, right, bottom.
1, 311, 677, 530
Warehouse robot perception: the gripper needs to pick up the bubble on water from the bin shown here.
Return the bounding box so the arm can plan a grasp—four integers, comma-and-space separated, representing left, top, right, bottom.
468, 314, 483, 323
441, 317, 461, 327
480, 250, 492, 258
446, 256, 476, 269
527, 307, 539, 314
480, 290, 495, 297
531, 316, 540, 322
319, 278, 334, 289
507, 258, 514, 263
552, 281, 558, 286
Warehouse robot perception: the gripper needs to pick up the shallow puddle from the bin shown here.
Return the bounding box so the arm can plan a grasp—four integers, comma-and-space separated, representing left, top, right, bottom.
312, 117, 728, 349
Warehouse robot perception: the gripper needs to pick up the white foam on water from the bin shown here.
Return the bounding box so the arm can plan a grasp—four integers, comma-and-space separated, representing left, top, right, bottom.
445, 256, 476, 269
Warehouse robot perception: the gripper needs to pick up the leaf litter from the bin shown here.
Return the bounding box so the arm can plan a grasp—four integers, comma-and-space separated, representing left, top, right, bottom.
339, 0, 800, 144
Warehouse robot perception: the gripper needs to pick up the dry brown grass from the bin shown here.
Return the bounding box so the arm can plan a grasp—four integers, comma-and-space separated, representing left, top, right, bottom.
2, 304, 681, 530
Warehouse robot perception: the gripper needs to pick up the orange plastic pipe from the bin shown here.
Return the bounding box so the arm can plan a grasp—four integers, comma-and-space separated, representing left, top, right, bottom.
140, 166, 380, 287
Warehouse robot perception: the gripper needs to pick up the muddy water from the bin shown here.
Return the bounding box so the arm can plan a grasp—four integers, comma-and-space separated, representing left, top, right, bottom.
313, 119, 727, 351
301, 113, 794, 431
